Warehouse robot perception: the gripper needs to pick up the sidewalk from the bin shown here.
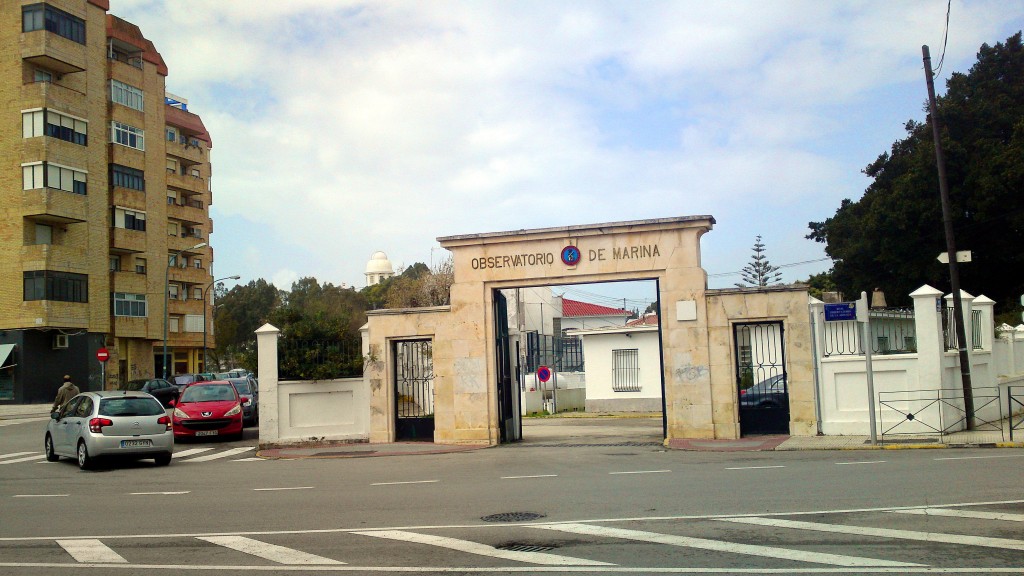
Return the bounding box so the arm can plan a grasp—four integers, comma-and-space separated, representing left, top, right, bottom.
0, 404, 51, 420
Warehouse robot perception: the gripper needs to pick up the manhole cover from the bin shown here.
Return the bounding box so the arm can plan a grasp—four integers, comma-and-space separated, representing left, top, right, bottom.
497, 543, 556, 552
481, 512, 546, 522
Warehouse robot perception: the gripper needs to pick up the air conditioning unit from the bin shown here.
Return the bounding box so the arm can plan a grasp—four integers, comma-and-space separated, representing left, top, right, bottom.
53, 334, 69, 349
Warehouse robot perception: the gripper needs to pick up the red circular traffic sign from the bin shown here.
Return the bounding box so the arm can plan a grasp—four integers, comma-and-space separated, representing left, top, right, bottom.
96, 348, 109, 362
537, 365, 551, 383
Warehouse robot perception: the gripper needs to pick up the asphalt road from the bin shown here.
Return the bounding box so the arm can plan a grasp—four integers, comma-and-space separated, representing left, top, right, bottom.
1, 416, 1023, 574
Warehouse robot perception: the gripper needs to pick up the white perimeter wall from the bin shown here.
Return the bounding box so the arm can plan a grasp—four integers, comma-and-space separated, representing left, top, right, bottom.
580, 330, 662, 402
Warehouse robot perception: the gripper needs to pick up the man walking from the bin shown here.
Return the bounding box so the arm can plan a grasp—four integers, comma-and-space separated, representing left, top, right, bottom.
51, 375, 79, 413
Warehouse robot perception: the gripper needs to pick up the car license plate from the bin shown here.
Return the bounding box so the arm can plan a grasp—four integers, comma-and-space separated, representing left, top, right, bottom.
195, 430, 218, 437
121, 439, 152, 448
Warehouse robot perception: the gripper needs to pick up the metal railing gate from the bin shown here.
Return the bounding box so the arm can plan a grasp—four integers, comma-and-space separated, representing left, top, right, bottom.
394, 339, 434, 441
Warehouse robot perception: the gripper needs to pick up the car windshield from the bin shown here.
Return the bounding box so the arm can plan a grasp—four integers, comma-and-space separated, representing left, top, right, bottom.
180, 385, 236, 403
173, 375, 194, 385
125, 380, 146, 391
99, 397, 164, 417
231, 380, 251, 394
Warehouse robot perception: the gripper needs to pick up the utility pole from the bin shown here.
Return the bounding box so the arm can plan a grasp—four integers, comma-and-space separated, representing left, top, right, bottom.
923, 45, 975, 427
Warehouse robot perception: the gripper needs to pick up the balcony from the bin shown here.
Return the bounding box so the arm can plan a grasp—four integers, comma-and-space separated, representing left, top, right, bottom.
167, 200, 207, 225
110, 143, 145, 168
110, 270, 147, 294
110, 227, 146, 254
166, 171, 206, 194
168, 297, 204, 316
20, 81, 87, 118
167, 330, 204, 347
111, 186, 146, 212
166, 138, 207, 165
168, 265, 211, 286
107, 55, 143, 86
20, 244, 86, 271
167, 234, 207, 255
21, 31, 86, 75
20, 301, 90, 330
113, 316, 148, 339
22, 188, 87, 224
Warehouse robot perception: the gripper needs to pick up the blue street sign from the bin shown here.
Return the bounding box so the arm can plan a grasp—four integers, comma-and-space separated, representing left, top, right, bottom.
824, 302, 857, 322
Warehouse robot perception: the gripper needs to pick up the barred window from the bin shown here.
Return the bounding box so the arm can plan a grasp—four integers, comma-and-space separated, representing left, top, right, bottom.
111, 164, 145, 191
23, 3, 86, 45
113, 292, 147, 317
612, 349, 641, 392
110, 80, 144, 111
23, 271, 87, 303
112, 121, 144, 150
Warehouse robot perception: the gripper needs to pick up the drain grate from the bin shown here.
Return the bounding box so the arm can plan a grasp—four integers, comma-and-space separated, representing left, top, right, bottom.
481, 512, 546, 522
497, 543, 556, 552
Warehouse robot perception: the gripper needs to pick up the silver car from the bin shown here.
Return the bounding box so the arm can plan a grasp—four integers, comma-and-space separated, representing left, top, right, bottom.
45, 391, 174, 469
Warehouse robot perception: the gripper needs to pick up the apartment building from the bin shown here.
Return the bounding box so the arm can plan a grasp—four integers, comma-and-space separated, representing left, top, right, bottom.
0, 1, 215, 403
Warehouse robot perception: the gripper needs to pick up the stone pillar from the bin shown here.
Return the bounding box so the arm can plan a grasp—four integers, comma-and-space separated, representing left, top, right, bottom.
255, 323, 280, 447
910, 285, 944, 389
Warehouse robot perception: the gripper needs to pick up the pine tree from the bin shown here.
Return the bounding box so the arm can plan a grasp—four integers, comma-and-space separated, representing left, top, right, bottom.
737, 235, 782, 287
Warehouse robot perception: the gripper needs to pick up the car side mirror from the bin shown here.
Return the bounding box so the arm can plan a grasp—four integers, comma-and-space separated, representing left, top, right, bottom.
50, 411, 60, 420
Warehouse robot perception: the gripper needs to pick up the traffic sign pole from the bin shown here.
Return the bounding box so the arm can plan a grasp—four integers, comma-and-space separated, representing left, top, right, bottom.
96, 348, 109, 391
859, 292, 877, 445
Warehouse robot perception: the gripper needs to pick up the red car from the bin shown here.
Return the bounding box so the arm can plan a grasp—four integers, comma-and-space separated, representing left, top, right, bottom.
171, 381, 243, 440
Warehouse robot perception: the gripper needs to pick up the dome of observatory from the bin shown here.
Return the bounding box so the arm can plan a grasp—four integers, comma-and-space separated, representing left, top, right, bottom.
365, 252, 394, 274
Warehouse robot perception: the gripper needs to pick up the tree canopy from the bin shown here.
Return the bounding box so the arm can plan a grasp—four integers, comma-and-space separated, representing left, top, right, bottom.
736, 235, 782, 287
808, 32, 1024, 312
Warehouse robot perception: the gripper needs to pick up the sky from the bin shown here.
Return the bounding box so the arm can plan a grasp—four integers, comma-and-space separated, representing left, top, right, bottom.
113, 0, 1024, 303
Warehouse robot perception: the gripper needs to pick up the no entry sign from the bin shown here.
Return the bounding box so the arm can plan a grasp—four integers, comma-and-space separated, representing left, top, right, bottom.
537, 365, 551, 383
96, 348, 109, 362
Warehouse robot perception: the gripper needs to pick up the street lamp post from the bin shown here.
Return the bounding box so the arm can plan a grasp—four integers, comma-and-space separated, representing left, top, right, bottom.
163, 242, 206, 380
203, 275, 240, 373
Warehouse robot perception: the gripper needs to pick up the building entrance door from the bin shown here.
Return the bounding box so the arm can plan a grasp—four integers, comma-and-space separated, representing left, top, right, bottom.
735, 322, 789, 435
394, 339, 434, 441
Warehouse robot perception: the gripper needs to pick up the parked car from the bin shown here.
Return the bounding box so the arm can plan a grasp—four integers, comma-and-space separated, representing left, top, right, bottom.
45, 391, 173, 469
171, 381, 244, 440
226, 377, 259, 426
172, 373, 208, 393
739, 374, 788, 409
122, 378, 178, 407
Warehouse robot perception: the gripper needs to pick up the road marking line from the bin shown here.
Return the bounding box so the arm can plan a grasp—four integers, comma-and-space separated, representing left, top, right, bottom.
171, 448, 215, 459
502, 474, 558, 479
130, 491, 190, 496
0, 451, 35, 460
56, 539, 127, 563
894, 508, 1024, 522
836, 461, 887, 465
371, 480, 439, 486
199, 535, 343, 565
253, 486, 313, 492
934, 454, 1024, 461
13, 494, 68, 498
608, 470, 671, 475
182, 447, 254, 462
725, 465, 785, 470
352, 530, 613, 566
721, 517, 1024, 551
533, 523, 922, 567
234, 457, 265, 461
0, 454, 47, 465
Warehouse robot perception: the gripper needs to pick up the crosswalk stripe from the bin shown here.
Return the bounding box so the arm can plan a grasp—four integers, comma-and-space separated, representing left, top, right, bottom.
533, 523, 921, 567
722, 517, 1024, 551
353, 530, 613, 566
198, 535, 343, 565
181, 447, 254, 462
0, 451, 35, 460
894, 508, 1024, 522
0, 454, 46, 465
171, 448, 215, 459
56, 539, 127, 563
233, 457, 264, 462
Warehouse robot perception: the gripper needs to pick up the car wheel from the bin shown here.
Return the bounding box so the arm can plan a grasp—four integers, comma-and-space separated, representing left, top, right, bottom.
77, 441, 93, 470
44, 434, 59, 462
154, 452, 172, 467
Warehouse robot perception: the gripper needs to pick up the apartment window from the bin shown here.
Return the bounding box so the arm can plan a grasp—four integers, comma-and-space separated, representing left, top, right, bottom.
169, 316, 180, 333
33, 68, 52, 83
110, 80, 144, 112
23, 270, 87, 303
193, 258, 202, 269
134, 258, 146, 274
190, 168, 201, 179
112, 121, 144, 150
110, 164, 144, 191
167, 284, 179, 300
109, 255, 120, 271
22, 162, 86, 195
192, 287, 203, 300
612, 349, 641, 392
113, 207, 146, 232
35, 224, 53, 245
184, 314, 204, 333
22, 109, 87, 145
22, 3, 86, 45
166, 127, 176, 141
166, 158, 177, 174
167, 222, 179, 237
113, 292, 147, 317
167, 190, 178, 205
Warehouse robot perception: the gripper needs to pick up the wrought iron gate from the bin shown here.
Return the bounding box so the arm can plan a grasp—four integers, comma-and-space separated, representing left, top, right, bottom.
394, 339, 434, 441
734, 322, 789, 435
494, 291, 519, 442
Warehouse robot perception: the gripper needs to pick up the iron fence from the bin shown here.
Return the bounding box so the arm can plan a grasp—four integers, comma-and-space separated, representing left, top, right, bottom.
942, 307, 984, 351
819, 308, 916, 357
878, 387, 1004, 442
277, 337, 363, 380
1010, 386, 1024, 442
525, 332, 584, 372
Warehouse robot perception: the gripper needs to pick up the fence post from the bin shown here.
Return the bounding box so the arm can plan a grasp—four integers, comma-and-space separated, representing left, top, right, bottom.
808, 297, 825, 435
255, 323, 281, 446
911, 285, 944, 389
